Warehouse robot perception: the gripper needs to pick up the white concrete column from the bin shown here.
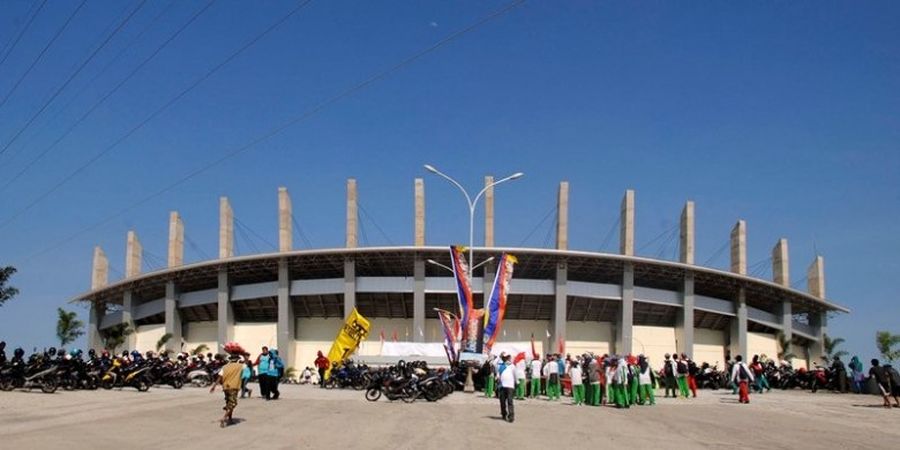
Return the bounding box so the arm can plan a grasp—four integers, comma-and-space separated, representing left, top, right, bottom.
167, 211, 184, 268
217, 269, 233, 353
620, 190, 635, 256
556, 182, 569, 250
680, 201, 695, 264
219, 197, 234, 259
484, 176, 494, 247
730, 220, 747, 275
125, 231, 142, 278
279, 187, 292, 252
413, 258, 425, 343
414, 179, 425, 247
807, 256, 825, 299
88, 302, 103, 350
772, 238, 790, 286
122, 290, 136, 350
91, 246, 109, 289
676, 273, 695, 358
551, 262, 567, 354
616, 262, 634, 354
729, 288, 748, 359
164, 280, 182, 353
808, 311, 827, 365
346, 179, 358, 248
344, 258, 356, 319
277, 259, 294, 365
779, 300, 793, 344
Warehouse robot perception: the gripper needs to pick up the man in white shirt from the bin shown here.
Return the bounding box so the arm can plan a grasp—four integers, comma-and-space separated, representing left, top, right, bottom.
529, 354, 543, 398
515, 356, 527, 400
498, 354, 516, 422
730, 355, 755, 404
543, 355, 560, 400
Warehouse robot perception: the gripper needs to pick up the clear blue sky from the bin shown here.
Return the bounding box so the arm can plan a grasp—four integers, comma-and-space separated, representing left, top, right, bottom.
1, 1, 897, 362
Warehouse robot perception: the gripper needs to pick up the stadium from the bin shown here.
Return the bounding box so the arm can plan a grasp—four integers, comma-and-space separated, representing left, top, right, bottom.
73, 179, 848, 371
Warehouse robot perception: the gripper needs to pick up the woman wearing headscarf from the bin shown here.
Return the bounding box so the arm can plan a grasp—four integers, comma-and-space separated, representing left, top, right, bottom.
637, 355, 657, 405
849, 356, 865, 394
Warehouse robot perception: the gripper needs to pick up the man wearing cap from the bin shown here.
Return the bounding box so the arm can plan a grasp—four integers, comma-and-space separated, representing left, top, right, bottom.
497, 353, 516, 422
529, 354, 543, 398
211, 353, 245, 427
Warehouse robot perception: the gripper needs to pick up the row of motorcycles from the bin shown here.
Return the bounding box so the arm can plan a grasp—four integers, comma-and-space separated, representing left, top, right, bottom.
664, 360, 848, 393
364, 360, 461, 403
0, 346, 229, 394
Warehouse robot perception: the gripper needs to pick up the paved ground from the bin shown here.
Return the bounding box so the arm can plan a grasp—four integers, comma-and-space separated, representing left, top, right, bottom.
1, 384, 898, 449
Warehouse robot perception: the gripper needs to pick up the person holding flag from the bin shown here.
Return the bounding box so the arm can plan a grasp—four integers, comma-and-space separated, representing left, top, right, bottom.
514, 352, 527, 400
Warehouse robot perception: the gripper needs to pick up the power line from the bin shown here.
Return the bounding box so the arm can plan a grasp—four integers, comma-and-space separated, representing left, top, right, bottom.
0, 0, 307, 228
0, 0, 87, 116
0, 0, 148, 157
18, 0, 525, 263
0, 0, 46, 70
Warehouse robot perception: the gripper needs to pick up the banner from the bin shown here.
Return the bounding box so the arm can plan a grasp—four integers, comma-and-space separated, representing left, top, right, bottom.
435, 308, 460, 363
325, 308, 370, 379
450, 245, 473, 343
482, 253, 517, 354
462, 308, 485, 354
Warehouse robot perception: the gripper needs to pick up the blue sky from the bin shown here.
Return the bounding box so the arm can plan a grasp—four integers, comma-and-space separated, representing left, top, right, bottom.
0, 1, 897, 361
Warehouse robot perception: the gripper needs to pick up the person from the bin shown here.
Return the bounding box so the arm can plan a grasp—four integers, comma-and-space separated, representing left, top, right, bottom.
529, 354, 542, 398
849, 356, 865, 394
611, 356, 629, 408
884, 364, 900, 407
731, 355, 754, 404
587, 354, 601, 406
497, 353, 516, 422
556, 355, 566, 396
750, 355, 769, 394
663, 353, 677, 398
675, 353, 689, 398
483, 357, 496, 398
627, 355, 639, 405
269, 349, 284, 400
514, 355, 527, 400
831, 355, 848, 393
210, 353, 245, 428
543, 355, 560, 400
686, 354, 699, 398
637, 355, 656, 406
569, 361, 584, 405
0, 341, 6, 365
869, 359, 895, 408
240, 357, 253, 398
314, 351, 329, 388
254, 346, 272, 400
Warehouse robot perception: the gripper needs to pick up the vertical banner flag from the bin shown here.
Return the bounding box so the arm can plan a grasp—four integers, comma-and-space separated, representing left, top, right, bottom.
435, 308, 460, 363
325, 308, 370, 379
450, 245, 473, 344
463, 308, 485, 353
482, 253, 517, 354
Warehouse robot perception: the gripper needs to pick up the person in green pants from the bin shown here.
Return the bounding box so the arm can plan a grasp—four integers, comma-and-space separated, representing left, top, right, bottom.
613, 356, 629, 408
544, 355, 560, 400
628, 355, 640, 406
529, 355, 542, 398
637, 355, 656, 405
588, 355, 601, 406
483, 358, 496, 398
675, 354, 690, 398
515, 358, 527, 400
569, 361, 584, 405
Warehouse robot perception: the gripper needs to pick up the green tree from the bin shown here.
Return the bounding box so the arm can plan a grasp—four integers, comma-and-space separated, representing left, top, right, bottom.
821, 334, 848, 364
100, 323, 133, 351
156, 333, 173, 353
776, 331, 797, 362
0, 266, 18, 307
56, 308, 85, 347
875, 331, 900, 363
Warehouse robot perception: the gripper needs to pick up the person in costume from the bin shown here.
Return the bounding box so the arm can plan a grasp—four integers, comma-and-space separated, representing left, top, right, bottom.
663, 353, 678, 398
569, 360, 584, 405
637, 354, 657, 405
529, 354, 543, 398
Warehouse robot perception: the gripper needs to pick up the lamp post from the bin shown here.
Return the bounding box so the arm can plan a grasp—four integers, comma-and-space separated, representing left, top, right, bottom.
424, 164, 523, 392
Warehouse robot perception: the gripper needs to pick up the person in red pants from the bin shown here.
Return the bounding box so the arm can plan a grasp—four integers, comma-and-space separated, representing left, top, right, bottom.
685, 354, 699, 398
730, 355, 754, 404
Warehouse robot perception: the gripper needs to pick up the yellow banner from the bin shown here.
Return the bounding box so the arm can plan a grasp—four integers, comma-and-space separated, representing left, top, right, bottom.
325, 308, 371, 379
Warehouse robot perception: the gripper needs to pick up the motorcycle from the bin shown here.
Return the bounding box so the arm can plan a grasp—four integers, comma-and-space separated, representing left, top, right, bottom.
0, 355, 58, 393
101, 359, 153, 392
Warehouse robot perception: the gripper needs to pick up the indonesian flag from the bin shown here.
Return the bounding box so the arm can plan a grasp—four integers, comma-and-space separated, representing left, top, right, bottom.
513, 351, 526, 365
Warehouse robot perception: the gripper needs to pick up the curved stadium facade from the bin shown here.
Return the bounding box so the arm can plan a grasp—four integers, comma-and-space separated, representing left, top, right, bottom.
74, 180, 847, 370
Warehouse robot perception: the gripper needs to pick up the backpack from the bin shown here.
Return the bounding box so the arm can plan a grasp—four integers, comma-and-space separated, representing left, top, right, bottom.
677, 360, 688, 375
664, 361, 674, 377
738, 363, 750, 381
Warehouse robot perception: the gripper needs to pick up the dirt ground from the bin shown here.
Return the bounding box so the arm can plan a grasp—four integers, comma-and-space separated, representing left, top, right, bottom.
1, 383, 898, 449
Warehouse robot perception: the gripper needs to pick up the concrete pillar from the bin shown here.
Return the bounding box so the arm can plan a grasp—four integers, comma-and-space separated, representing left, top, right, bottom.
676, 273, 695, 358
730, 220, 747, 275
277, 259, 294, 365
167, 211, 184, 268
219, 197, 234, 259
343, 258, 356, 319
772, 238, 790, 286
620, 190, 635, 256
484, 176, 494, 247
729, 288, 748, 359
346, 179, 358, 248
125, 231, 142, 278
413, 258, 425, 343
122, 290, 136, 350
807, 256, 825, 299
278, 187, 292, 252
680, 201, 695, 264
217, 269, 233, 353
91, 246, 109, 290
808, 311, 827, 364
616, 262, 634, 354
414, 179, 425, 247
88, 302, 103, 350
551, 262, 567, 354
556, 181, 569, 250
164, 280, 182, 353
779, 300, 793, 345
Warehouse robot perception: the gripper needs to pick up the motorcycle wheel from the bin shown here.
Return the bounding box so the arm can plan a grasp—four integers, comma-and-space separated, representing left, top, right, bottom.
41, 378, 58, 394
353, 381, 365, 391
172, 377, 184, 389
324, 379, 335, 390
101, 379, 115, 390
136, 378, 150, 392
424, 388, 440, 402
365, 388, 382, 402
0, 378, 15, 391
401, 387, 418, 404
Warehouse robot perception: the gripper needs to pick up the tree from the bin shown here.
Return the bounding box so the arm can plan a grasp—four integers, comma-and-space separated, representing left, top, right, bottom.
191, 344, 209, 356
56, 308, 85, 347
100, 323, 133, 351
875, 331, 900, 363
0, 266, 18, 307
156, 333, 173, 353
821, 334, 848, 364
776, 331, 797, 362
